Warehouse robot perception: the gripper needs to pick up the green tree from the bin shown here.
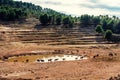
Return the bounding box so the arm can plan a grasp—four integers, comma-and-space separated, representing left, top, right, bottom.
93, 17, 100, 26
48, 15, 52, 24
113, 21, 120, 34
101, 18, 108, 31
80, 14, 91, 25
63, 17, 70, 25
39, 14, 49, 25
0, 8, 8, 20
69, 18, 74, 28
7, 9, 16, 20
56, 15, 62, 25
105, 30, 112, 41
51, 14, 55, 25
63, 17, 74, 27
107, 20, 114, 30
95, 25, 104, 33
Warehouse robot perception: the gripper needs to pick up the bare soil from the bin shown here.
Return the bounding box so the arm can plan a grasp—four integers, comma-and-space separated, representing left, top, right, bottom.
0, 18, 120, 80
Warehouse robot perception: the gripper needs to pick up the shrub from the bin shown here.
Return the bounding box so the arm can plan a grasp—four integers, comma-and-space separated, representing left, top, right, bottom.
95, 25, 104, 33
105, 30, 112, 41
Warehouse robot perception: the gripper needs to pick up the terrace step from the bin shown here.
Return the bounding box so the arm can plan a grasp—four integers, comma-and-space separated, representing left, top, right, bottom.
0, 26, 106, 45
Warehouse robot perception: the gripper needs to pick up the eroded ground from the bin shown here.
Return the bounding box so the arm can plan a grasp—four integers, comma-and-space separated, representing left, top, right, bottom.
0, 43, 120, 80
0, 19, 120, 80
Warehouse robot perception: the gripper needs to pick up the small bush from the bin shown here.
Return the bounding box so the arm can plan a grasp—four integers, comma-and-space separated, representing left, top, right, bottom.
104, 30, 112, 41
95, 25, 104, 33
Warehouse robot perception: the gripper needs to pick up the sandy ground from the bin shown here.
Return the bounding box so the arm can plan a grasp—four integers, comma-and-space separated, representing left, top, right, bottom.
0, 43, 120, 80
0, 19, 120, 80
0, 57, 120, 80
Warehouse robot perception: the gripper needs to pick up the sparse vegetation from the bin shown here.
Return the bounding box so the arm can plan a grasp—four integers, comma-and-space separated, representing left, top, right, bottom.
0, 0, 120, 80
0, 0, 120, 43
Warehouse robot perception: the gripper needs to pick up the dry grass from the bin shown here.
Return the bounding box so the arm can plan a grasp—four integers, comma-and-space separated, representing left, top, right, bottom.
0, 42, 120, 80
0, 18, 120, 80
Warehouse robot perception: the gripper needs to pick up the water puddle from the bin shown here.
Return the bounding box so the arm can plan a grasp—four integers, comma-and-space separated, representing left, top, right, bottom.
6, 54, 87, 63
36, 54, 87, 63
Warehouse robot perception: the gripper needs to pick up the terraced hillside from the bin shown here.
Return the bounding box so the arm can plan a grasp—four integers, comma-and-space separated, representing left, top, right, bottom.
0, 25, 107, 47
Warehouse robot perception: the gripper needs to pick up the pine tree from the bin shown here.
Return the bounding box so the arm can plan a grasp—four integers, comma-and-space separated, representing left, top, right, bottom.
105, 30, 112, 41
95, 25, 104, 33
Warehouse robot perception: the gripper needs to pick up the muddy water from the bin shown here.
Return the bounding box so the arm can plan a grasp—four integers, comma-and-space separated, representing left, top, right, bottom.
6, 54, 87, 63
36, 55, 87, 63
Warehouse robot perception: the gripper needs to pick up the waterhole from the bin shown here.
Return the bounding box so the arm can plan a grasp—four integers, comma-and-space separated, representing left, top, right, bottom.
6, 54, 87, 63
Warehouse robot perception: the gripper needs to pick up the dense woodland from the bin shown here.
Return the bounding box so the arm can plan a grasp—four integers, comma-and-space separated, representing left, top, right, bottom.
0, 0, 120, 42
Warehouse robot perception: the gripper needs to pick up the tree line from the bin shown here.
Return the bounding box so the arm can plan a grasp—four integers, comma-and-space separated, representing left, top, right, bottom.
0, 6, 27, 21
0, 0, 120, 42
77, 14, 120, 42
0, 0, 65, 21
39, 14, 74, 27
0, 0, 74, 28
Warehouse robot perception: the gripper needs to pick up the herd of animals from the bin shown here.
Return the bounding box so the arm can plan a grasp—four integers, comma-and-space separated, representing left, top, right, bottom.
0, 49, 117, 63
0, 49, 119, 80
36, 54, 87, 63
